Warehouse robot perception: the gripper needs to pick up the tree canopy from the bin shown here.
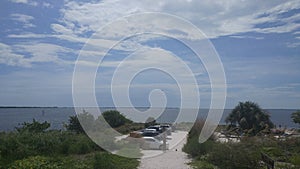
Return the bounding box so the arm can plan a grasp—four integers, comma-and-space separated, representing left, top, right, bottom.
225, 101, 274, 135
15, 119, 50, 133
291, 110, 300, 126
102, 110, 132, 128
144, 117, 156, 128
65, 115, 85, 133
65, 110, 133, 133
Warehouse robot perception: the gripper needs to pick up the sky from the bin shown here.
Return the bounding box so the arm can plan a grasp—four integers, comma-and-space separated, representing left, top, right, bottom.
0, 0, 300, 109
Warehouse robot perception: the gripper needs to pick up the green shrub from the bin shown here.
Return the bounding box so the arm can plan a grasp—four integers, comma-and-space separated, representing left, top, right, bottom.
114, 123, 144, 134
93, 153, 139, 169
8, 155, 95, 169
65, 115, 85, 134
290, 155, 300, 166
94, 153, 115, 169
189, 160, 216, 169
102, 110, 132, 128
0, 131, 102, 167
207, 142, 261, 169
15, 119, 50, 133
183, 119, 213, 157
8, 156, 61, 169
183, 136, 214, 157
116, 143, 142, 158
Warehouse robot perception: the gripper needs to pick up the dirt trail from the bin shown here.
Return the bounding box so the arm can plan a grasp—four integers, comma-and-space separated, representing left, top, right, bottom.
138, 131, 191, 169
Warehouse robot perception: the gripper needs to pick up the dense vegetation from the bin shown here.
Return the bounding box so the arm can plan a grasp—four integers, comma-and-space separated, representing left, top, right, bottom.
292, 110, 300, 126
102, 110, 133, 128
183, 120, 300, 169
183, 102, 300, 169
144, 117, 157, 128
0, 110, 140, 169
225, 101, 274, 136
65, 110, 143, 135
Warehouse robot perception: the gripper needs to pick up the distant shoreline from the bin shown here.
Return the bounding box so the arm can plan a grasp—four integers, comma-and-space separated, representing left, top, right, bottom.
0, 106, 298, 110
0, 106, 60, 108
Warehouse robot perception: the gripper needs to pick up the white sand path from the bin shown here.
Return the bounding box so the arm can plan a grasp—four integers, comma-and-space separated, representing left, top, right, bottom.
138, 131, 192, 169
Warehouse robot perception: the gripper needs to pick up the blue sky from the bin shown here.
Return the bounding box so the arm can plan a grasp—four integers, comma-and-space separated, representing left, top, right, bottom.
0, 0, 300, 109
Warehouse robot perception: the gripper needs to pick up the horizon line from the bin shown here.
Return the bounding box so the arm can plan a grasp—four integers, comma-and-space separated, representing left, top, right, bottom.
0, 106, 298, 110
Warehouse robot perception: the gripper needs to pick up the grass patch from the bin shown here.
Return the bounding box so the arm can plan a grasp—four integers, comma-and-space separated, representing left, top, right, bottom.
188, 160, 217, 169
94, 152, 139, 169
116, 143, 142, 158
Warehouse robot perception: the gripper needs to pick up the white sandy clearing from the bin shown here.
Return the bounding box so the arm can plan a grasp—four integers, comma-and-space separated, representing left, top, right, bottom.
138, 131, 192, 169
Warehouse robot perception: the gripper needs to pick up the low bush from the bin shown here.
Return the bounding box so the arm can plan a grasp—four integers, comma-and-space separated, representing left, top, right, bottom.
207, 142, 261, 169
188, 160, 216, 169
7, 155, 93, 169
0, 131, 102, 167
15, 119, 50, 133
114, 123, 144, 134
94, 153, 139, 169
183, 119, 299, 169
8, 156, 61, 169
102, 110, 133, 128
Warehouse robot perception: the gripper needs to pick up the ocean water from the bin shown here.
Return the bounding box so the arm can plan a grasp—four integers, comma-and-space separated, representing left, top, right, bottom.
0, 107, 298, 131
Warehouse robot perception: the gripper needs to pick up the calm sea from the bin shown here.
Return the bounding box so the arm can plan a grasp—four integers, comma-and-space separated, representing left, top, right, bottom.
0, 107, 298, 131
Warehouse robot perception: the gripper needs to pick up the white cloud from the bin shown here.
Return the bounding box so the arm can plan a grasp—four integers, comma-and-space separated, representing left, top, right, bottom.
97, 46, 203, 86
29, 1, 37, 6
10, 0, 28, 3
10, 13, 35, 28
10, 0, 38, 6
15, 43, 73, 64
8, 33, 50, 38
286, 41, 300, 48
229, 35, 264, 40
58, 0, 300, 40
42, 2, 52, 8
11, 13, 34, 23
51, 23, 74, 35
0, 43, 31, 67
0, 42, 75, 67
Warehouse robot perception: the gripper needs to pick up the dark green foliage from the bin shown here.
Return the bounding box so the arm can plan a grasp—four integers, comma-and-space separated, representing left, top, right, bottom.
65, 115, 84, 133
225, 101, 274, 135
0, 131, 102, 167
188, 160, 216, 169
207, 142, 261, 169
65, 111, 96, 133
114, 123, 144, 134
65, 110, 136, 134
93, 153, 139, 169
182, 119, 214, 157
7, 153, 137, 169
183, 136, 214, 157
94, 153, 115, 169
291, 110, 300, 125
184, 134, 300, 169
15, 119, 50, 133
8, 154, 93, 169
0, 114, 140, 168
102, 110, 132, 128
8, 156, 61, 169
183, 116, 300, 169
144, 117, 157, 128
2, 141, 138, 169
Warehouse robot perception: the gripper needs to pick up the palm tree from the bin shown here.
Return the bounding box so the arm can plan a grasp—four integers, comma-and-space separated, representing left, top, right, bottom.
226, 101, 274, 135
